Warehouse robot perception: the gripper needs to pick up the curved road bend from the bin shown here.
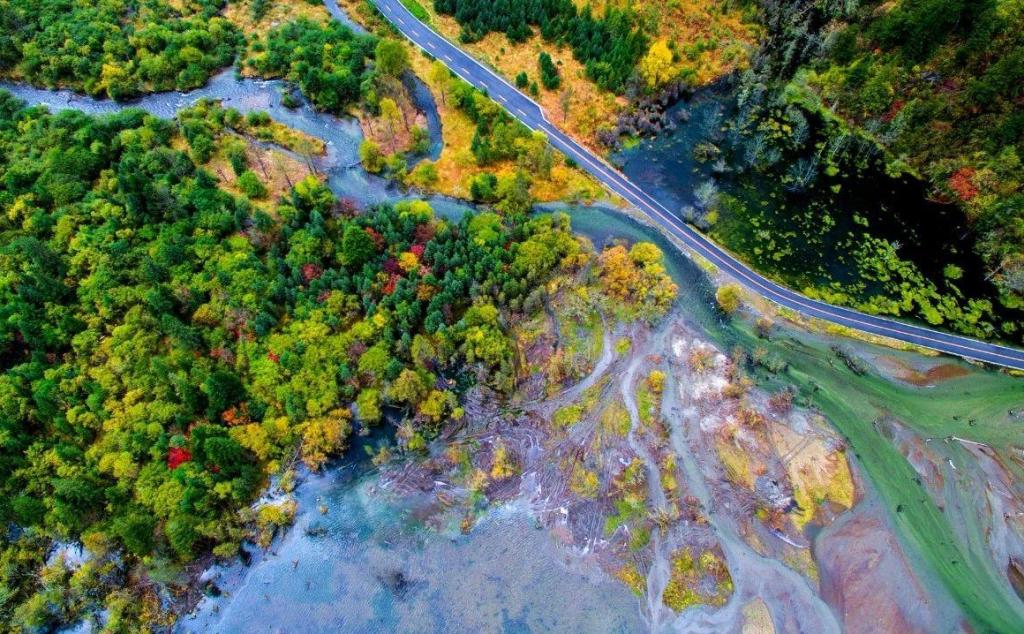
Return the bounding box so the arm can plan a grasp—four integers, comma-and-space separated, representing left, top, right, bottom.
371, 0, 1024, 372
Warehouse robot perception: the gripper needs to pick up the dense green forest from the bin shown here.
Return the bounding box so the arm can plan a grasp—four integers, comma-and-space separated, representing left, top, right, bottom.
244, 18, 378, 113
0, 0, 242, 99
0, 94, 587, 629
433, 0, 648, 92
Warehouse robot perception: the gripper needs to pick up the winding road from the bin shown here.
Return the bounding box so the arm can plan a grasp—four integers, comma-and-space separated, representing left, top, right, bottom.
372, 0, 1024, 372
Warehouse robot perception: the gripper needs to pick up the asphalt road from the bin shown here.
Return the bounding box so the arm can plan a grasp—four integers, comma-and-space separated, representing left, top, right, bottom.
372, 0, 1024, 372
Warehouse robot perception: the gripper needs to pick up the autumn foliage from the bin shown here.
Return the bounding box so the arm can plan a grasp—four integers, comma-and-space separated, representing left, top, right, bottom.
598, 242, 679, 319
167, 447, 192, 470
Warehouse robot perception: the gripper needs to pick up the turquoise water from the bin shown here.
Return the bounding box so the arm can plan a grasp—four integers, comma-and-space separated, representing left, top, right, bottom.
180, 463, 643, 633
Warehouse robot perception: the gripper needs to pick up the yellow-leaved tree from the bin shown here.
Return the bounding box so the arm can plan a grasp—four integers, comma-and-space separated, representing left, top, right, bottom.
301, 408, 352, 470
640, 39, 675, 89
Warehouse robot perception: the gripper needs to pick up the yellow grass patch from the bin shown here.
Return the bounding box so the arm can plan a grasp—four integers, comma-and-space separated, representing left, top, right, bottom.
432, 22, 625, 144
716, 439, 755, 489
407, 43, 605, 202
782, 549, 820, 584
769, 422, 855, 529
245, 119, 326, 156
223, 0, 332, 39
197, 113, 326, 206
616, 562, 647, 595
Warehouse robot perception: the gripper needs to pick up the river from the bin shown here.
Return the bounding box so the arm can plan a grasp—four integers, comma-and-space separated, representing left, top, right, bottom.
178, 437, 644, 632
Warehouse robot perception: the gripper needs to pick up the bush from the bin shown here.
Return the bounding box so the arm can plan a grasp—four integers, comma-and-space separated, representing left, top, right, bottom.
470, 172, 499, 202
237, 171, 268, 199
359, 139, 385, 173
715, 284, 742, 315
227, 144, 248, 176
538, 52, 561, 90
411, 126, 431, 154
409, 161, 439, 188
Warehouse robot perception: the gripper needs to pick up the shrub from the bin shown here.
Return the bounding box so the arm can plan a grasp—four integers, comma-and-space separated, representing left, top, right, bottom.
359, 139, 385, 173
538, 52, 561, 90
237, 171, 268, 199
715, 284, 742, 315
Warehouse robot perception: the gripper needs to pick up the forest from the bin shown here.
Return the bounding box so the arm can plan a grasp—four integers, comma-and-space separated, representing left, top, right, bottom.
432, 0, 649, 92
243, 18, 378, 113
0, 94, 587, 628
805, 0, 1024, 315
0, 0, 242, 99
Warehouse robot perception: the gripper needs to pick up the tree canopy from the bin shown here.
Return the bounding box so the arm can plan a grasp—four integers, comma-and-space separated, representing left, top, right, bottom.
0, 94, 586, 629
0, 0, 242, 100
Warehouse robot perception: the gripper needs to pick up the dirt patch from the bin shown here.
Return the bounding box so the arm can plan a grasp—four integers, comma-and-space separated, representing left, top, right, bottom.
875, 355, 970, 386
741, 597, 776, 633
208, 141, 316, 204
816, 501, 958, 633
768, 420, 855, 530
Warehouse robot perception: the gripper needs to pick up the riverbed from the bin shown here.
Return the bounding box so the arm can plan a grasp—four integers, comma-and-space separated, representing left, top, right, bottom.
179, 456, 644, 633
